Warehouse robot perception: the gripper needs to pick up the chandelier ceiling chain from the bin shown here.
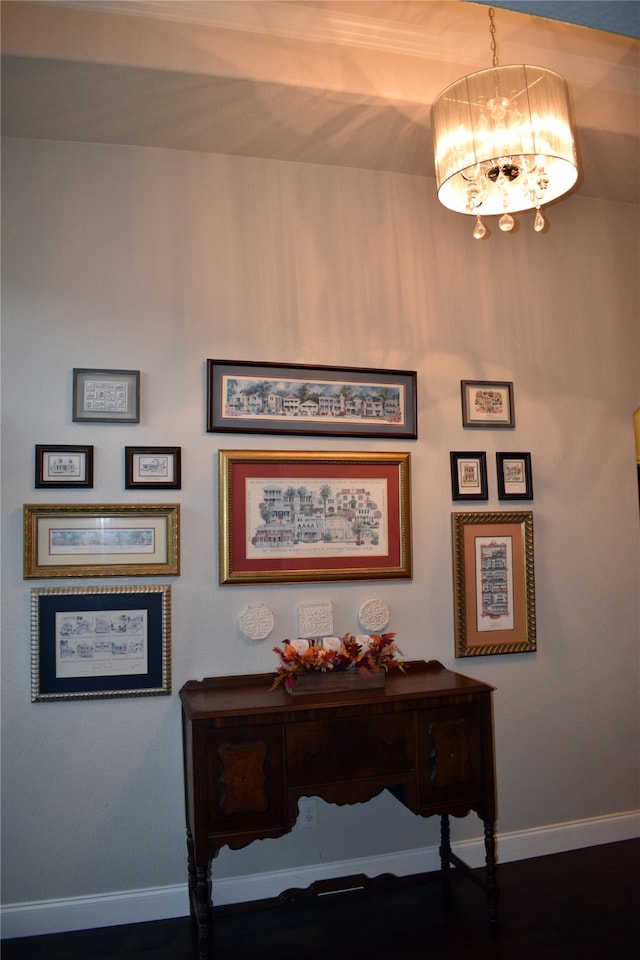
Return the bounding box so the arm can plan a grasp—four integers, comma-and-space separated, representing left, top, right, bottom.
489, 6, 499, 68
430, 6, 579, 238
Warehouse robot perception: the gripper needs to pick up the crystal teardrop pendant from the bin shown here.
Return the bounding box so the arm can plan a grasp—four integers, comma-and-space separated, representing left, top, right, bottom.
534, 208, 545, 232
473, 215, 487, 239
498, 213, 515, 232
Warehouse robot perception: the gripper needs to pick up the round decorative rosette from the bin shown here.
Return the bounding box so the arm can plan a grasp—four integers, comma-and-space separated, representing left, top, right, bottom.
358, 598, 391, 633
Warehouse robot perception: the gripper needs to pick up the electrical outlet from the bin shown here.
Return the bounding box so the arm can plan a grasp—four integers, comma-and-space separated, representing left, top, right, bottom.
299, 797, 317, 828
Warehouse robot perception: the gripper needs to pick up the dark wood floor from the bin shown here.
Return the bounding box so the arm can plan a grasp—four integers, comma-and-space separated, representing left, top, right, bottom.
3, 840, 638, 960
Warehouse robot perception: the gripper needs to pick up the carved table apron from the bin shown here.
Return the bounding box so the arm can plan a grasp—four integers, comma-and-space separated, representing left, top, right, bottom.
180, 660, 497, 958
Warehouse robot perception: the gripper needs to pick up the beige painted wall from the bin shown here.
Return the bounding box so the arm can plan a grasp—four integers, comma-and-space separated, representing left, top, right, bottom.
1, 137, 638, 906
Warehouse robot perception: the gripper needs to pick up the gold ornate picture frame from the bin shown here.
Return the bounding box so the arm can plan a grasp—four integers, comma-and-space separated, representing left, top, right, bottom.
452, 510, 536, 657
219, 450, 412, 585
24, 504, 180, 578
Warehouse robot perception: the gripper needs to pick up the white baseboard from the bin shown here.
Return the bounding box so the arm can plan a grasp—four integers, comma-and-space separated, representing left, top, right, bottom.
2, 809, 638, 941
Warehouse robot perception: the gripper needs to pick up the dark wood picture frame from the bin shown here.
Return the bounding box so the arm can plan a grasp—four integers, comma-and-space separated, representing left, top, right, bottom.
73, 368, 140, 423
496, 452, 533, 500
450, 451, 488, 501
35, 445, 94, 488
207, 359, 417, 439
125, 447, 182, 490
461, 380, 515, 428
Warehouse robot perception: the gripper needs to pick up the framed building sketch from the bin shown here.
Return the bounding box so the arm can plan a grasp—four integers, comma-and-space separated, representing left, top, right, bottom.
496, 452, 533, 500
73, 368, 140, 423
219, 450, 412, 585
451, 510, 536, 657
450, 451, 488, 500
207, 359, 417, 439
35, 445, 93, 488
24, 503, 180, 578
461, 380, 515, 428
125, 447, 181, 489
31, 585, 171, 701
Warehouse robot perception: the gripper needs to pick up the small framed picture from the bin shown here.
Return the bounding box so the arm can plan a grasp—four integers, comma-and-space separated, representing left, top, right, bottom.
35, 445, 94, 488
496, 452, 533, 500
125, 447, 181, 490
450, 452, 488, 501
73, 368, 140, 423
31, 585, 171, 701
461, 380, 515, 428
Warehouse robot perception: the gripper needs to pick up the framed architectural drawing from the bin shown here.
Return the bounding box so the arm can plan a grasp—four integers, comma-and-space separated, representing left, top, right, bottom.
125, 447, 181, 489
451, 511, 536, 657
24, 503, 180, 578
496, 452, 533, 500
461, 380, 515, 428
219, 450, 412, 584
450, 451, 488, 500
73, 368, 140, 423
207, 359, 417, 438
31, 585, 171, 701
35, 445, 93, 488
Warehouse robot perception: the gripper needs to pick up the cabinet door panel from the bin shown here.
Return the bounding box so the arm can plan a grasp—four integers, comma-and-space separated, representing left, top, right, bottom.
204, 725, 285, 835
418, 702, 487, 809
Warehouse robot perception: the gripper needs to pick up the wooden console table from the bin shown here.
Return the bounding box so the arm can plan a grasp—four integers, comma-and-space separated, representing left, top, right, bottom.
180, 660, 497, 958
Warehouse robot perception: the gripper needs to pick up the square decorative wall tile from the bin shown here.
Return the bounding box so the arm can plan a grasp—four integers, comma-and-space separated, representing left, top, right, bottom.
297, 600, 334, 638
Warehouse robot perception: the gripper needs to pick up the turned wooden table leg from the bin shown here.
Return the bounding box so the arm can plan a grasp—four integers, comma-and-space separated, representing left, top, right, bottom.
186, 827, 197, 921
439, 814, 452, 871
194, 860, 212, 959
483, 818, 499, 925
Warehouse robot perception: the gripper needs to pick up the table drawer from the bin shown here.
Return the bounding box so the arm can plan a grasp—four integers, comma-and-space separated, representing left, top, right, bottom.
286, 714, 415, 786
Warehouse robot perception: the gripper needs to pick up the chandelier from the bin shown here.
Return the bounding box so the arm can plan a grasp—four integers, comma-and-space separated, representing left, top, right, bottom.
430, 7, 579, 238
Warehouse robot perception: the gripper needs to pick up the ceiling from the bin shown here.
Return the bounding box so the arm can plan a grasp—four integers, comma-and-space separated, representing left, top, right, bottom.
2, 1, 639, 204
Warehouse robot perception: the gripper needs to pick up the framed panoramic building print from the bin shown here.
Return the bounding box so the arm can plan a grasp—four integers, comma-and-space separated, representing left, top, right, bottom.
31, 585, 171, 701
207, 359, 417, 438
23, 503, 180, 578
219, 450, 412, 584
451, 510, 536, 657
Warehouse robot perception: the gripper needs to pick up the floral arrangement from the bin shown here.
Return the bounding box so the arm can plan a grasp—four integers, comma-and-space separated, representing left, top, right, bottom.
271, 632, 404, 690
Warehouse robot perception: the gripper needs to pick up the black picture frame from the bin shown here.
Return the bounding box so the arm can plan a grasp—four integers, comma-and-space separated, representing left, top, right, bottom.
73, 368, 140, 423
125, 447, 182, 489
496, 452, 534, 500
35, 444, 94, 488
207, 359, 417, 439
31, 585, 171, 701
450, 451, 488, 501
